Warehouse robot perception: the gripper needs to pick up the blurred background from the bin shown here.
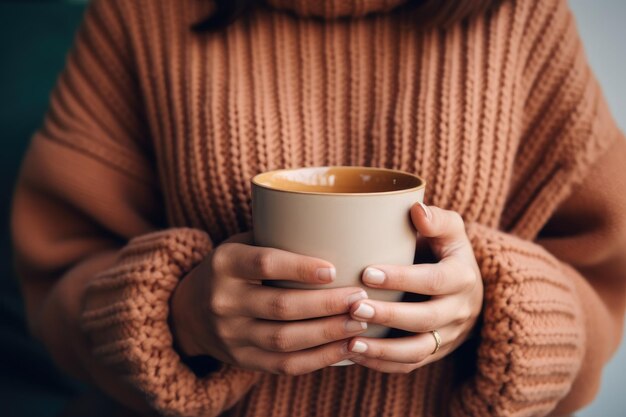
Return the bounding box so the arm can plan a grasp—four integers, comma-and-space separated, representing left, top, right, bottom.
0, 0, 624, 416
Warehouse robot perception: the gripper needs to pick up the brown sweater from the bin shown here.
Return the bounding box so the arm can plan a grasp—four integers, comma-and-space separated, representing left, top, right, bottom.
11, 0, 626, 416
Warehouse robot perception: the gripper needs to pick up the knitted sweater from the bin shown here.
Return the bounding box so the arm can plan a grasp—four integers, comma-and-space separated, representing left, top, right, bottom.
11, 0, 626, 416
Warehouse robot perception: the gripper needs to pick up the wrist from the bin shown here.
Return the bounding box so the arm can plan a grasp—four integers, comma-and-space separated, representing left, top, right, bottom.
169, 264, 224, 376
169, 265, 204, 358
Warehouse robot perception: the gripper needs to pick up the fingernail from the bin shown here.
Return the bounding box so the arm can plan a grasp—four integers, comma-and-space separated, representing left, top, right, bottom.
417, 201, 432, 221
317, 267, 336, 282
345, 320, 368, 332
347, 290, 368, 305
363, 267, 386, 285
353, 303, 375, 319
350, 340, 368, 353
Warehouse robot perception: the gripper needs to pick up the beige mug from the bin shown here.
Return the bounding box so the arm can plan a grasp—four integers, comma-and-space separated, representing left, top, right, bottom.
251, 166, 426, 365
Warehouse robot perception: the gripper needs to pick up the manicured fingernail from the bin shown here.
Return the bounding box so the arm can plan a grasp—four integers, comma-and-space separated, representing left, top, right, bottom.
363, 267, 386, 285
350, 340, 368, 353
345, 320, 368, 332
317, 267, 336, 282
347, 290, 368, 305
353, 303, 375, 319
417, 201, 432, 221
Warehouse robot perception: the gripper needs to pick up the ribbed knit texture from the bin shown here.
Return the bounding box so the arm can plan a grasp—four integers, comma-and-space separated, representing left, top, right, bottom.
453, 223, 585, 417
11, 0, 625, 416
80, 229, 260, 416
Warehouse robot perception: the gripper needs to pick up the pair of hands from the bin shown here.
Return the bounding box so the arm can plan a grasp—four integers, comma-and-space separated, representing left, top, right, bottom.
171, 203, 483, 375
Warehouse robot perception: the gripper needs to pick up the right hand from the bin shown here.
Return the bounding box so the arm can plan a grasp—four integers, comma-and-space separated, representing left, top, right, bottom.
170, 231, 369, 375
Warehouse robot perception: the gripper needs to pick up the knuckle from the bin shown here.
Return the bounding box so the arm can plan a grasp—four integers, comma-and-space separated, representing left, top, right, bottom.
268, 328, 293, 352
372, 346, 387, 360
464, 268, 478, 289
210, 245, 229, 273
387, 267, 406, 289
426, 267, 445, 293
214, 321, 231, 341
457, 304, 473, 323
252, 250, 274, 278
321, 323, 340, 342
470, 304, 480, 321
449, 211, 465, 230
420, 309, 438, 331
275, 358, 301, 376
319, 348, 339, 367
324, 294, 342, 316
207, 294, 231, 317
410, 350, 428, 364
270, 293, 291, 319
368, 360, 384, 372
413, 344, 432, 363
377, 305, 394, 326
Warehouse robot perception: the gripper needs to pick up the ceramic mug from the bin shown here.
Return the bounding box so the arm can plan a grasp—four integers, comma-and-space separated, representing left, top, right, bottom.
251, 166, 426, 365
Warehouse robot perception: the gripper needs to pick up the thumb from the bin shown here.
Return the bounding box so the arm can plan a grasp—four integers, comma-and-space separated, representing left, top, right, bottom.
410, 203, 470, 256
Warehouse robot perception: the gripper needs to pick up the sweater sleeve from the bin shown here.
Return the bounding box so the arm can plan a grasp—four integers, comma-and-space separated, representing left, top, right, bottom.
451, 137, 626, 417
10, 1, 259, 416
450, 0, 626, 415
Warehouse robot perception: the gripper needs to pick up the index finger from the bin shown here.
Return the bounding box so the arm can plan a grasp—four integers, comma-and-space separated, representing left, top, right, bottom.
213, 242, 336, 284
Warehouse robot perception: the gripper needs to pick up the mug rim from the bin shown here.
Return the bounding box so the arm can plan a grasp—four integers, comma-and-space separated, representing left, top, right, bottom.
251, 165, 427, 196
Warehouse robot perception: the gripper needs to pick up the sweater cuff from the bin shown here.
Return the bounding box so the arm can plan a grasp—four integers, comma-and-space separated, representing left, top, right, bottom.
451, 223, 585, 417
80, 228, 260, 417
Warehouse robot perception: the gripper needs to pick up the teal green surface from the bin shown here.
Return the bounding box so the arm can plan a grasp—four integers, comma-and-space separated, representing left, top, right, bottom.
0, 2, 88, 416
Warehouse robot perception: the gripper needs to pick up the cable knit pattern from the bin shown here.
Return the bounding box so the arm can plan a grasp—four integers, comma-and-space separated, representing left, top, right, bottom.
10, 0, 626, 416
81, 228, 260, 416
453, 223, 585, 417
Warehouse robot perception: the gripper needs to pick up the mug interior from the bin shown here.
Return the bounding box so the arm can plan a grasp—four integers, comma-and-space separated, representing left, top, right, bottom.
252, 166, 424, 195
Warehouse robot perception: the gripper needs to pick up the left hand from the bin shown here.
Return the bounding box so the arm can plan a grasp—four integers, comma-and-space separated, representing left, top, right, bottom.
347, 203, 483, 373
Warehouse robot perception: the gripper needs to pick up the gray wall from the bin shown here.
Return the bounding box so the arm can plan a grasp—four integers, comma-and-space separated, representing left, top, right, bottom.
569, 1, 626, 416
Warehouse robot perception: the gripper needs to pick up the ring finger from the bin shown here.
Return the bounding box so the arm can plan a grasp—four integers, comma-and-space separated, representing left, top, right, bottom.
247, 314, 368, 352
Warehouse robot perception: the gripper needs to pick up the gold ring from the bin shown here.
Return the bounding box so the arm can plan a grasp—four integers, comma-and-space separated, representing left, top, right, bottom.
431, 330, 441, 355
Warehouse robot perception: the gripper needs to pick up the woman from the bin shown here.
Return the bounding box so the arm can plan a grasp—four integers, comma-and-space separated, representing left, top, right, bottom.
11, 0, 626, 416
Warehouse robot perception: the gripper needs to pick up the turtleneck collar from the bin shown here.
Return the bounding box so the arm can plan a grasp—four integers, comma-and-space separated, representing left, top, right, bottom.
264, 0, 410, 19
